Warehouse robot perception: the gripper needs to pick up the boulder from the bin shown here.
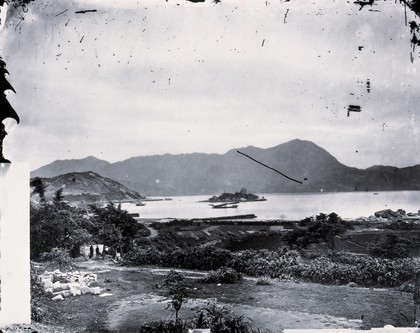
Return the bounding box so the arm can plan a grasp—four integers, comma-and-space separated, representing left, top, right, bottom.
90, 287, 101, 295
44, 287, 54, 294
60, 283, 69, 290
67, 282, 81, 290
52, 281, 61, 290
61, 290, 72, 298
42, 279, 53, 289
70, 287, 82, 296
69, 276, 78, 283
52, 294, 64, 301
81, 286, 91, 295
374, 209, 403, 219
38, 273, 52, 282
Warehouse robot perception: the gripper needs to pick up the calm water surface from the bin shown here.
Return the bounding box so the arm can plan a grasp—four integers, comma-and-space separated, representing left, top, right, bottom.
121, 191, 420, 221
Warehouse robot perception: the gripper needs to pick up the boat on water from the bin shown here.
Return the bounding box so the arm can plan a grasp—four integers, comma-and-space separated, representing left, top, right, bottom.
211, 202, 239, 209
136, 202, 146, 206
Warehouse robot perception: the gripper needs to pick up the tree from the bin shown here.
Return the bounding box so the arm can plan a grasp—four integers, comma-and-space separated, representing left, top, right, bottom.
368, 232, 414, 259
89, 202, 145, 257
285, 212, 351, 250
53, 187, 65, 205
30, 203, 92, 258
30, 177, 46, 202
163, 270, 188, 323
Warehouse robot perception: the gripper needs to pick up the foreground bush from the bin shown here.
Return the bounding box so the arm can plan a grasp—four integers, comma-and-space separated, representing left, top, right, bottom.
39, 248, 73, 268
140, 320, 186, 333
126, 244, 420, 287
368, 232, 414, 259
140, 302, 261, 333
203, 267, 242, 284
31, 265, 48, 322
286, 253, 419, 286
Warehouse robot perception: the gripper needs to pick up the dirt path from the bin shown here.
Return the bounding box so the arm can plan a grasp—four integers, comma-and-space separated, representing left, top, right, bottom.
106, 293, 363, 333
145, 226, 159, 238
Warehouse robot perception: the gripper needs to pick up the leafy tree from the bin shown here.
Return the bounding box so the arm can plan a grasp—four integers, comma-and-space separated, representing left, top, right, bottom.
30, 203, 92, 259
89, 202, 145, 257
30, 177, 46, 202
285, 212, 351, 250
368, 232, 414, 259
53, 187, 65, 205
163, 270, 188, 323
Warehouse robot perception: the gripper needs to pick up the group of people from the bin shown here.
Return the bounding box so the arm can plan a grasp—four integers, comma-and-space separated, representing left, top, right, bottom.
89, 245, 105, 260
88, 244, 122, 261
89, 245, 122, 261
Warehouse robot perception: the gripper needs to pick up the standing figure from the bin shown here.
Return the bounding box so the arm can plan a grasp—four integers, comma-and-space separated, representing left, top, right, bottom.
89, 245, 94, 259
95, 245, 100, 259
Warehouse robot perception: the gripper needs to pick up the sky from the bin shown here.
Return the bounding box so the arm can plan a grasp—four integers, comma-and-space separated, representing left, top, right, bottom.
1, 0, 420, 170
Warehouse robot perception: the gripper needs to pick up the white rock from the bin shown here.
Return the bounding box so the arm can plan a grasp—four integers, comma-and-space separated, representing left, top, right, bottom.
44, 288, 54, 294
81, 286, 91, 295
52, 281, 61, 290
90, 287, 101, 295
42, 280, 53, 289
52, 294, 64, 301
38, 273, 52, 282
61, 290, 72, 298
68, 282, 81, 290
70, 287, 81, 296
60, 283, 70, 290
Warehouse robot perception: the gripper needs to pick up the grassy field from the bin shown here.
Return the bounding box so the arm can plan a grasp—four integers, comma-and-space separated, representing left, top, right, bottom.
22, 216, 420, 332
27, 259, 417, 332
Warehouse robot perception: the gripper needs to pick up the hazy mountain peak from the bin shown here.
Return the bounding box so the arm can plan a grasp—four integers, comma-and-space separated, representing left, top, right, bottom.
31, 140, 420, 196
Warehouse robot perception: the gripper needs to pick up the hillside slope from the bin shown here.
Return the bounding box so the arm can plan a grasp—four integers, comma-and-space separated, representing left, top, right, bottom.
31, 171, 144, 204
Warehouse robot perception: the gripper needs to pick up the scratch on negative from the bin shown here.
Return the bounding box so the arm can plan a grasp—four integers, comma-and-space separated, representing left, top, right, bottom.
284, 9, 289, 24
237, 150, 303, 184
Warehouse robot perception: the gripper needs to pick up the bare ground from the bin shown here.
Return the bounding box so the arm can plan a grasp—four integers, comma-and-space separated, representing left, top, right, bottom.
24, 259, 416, 332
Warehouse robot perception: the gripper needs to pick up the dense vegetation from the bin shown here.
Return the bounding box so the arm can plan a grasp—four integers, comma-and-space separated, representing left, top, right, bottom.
126, 243, 419, 287
283, 212, 352, 250
30, 178, 149, 260
208, 188, 260, 202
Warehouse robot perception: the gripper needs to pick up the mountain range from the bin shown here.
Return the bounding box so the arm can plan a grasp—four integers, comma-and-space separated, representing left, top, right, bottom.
31, 139, 420, 196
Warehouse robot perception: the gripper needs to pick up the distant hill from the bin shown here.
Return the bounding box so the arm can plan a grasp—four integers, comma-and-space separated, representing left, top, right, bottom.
31, 139, 420, 196
30, 171, 145, 204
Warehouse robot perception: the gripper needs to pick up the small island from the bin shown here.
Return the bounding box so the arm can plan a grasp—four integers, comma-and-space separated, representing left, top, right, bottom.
208, 188, 267, 203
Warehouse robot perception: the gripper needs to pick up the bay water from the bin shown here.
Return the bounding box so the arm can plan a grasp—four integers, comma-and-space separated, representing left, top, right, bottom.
121, 191, 420, 221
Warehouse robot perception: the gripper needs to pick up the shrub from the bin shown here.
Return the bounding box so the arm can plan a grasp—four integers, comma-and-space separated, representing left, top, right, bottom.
368, 232, 414, 259
39, 248, 72, 268
30, 265, 47, 322
203, 267, 242, 284
193, 302, 255, 333
256, 276, 272, 285
140, 320, 186, 333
